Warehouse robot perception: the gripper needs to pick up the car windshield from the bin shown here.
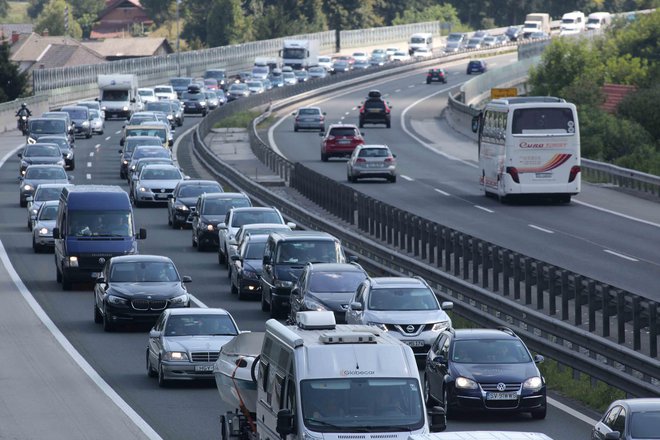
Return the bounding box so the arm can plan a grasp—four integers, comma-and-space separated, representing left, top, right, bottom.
451, 339, 532, 364
63, 108, 87, 119
109, 261, 179, 282
247, 81, 263, 88
229, 84, 248, 92
301, 378, 424, 432
368, 287, 438, 311
245, 240, 267, 259
231, 210, 279, 227
253, 67, 268, 74
283, 72, 295, 79
90, 109, 100, 118
468, 38, 481, 45
512, 107, 575, 135
35, 187, 64, 201
630, 411, 660, 438
298, 108, 320, 116
205, 70, 226, 80
329, 127, 357, 137
25, 145, 60, 157
178, 184, 221, 198
40, 138, 68, 149
68, 211, 133, 237
309, 67, 325, 74
29, 120, 66, 134
275, 241, 338, 264
138, 90, 154, 96
203, 198, 250, 215
154, 87, 173, 94
25, 167, 66, 179
126, 138, 163, 149
145, 102, 171, 112
39, 205, 59, 220
319, 57, 331, 62
309, 271, 366, 293
141, 168, 181, 180
164, 314, 238, 336
171, 78, 191, 87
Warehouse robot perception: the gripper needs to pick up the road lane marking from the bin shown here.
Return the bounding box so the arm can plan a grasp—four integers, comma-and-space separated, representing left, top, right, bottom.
434, 188, 450, 196
105, 136, 111, 141
395, 89, 401, 93
94, 144, 100, 149
604, 249, 639, 262
529, 224, 554, 234
408, 84, 415, 88
547, 397, 599, 426
475, 205, 494, 213
0, 241, 164, 440
345, 111, 350, 115
86, 173, 92, 180
89, 152, 94, 157
572, 199, 660, 229
87, 162, 92, 167
189, 294, 207, 308
114, 130, 121, 134
400, 175, 413, 181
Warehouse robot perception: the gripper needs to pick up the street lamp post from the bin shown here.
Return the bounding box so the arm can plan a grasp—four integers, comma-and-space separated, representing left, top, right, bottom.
176, 0, 181, 76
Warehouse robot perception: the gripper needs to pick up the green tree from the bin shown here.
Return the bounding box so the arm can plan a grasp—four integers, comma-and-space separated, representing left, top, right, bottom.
323, 0, 382, 31
28, 0, 49, 19
140, 0, 174, 27
617, 84, 660, 141
34, 0, 83, 38
0, 0, 8, 18
0, 41, 28, 102
68, 0, 104, 38
392, 4, 461, 26
206, 0, 253, 47
182, 0, 212, 46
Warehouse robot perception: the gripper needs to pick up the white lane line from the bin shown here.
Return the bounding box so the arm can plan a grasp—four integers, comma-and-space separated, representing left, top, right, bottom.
408, 84, 415, 88
400, 175, 413, 181
572, 199, 660, 229
0, 241, 163, 440
604, 249, 639, 262
340, 116, 345, 121
86, 162, 92, 168
547, 397, 599, 426
434, 188, 451, 196
189, 294, 208, 308
94, 144, 100, 149
529, 224, 554, 234
345, 111, 350, 115
86, 173, 92, 180
105, 136, 111, 141
395, 89, 401, 93
89, 152, 94, 157
114, 130, 121, 134
475, 205, 494, 213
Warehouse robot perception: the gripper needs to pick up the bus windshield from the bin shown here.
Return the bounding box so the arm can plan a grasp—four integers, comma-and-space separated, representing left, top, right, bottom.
511, 107, 575, 135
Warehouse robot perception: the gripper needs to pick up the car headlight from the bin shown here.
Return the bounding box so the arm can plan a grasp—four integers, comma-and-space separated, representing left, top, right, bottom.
367, 322, 388, 331
107, 294, 128, 305
67, 256, 78, 267
432, 321, 450, 331
122, 160, 129, 165
139, 187, 148, 192
274, 280, 293, 288
206, 224, 214, 231
167, 115, 173, 120
175, 204, 189, 212
122, 106, 129, 111
66, 152, 73, 159
82, 121, 89, 127
169, 293, 189, 306
31, 208, 38, 215
163, 351, 189, 361
101, 106, 107, 111
22, 184, 33, 191
303, 296, 328, 311
455, 376, 478, 389
38, 227, 49, 235
523, 376, 543, 391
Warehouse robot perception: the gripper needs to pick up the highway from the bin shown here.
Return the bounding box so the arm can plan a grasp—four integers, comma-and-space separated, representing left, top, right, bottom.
0, 58, 629, 437
269, 53, 660, 300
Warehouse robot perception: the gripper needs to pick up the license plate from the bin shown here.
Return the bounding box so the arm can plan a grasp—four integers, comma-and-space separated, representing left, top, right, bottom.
367, 163, 384, 168
369, 109, 382, 113
338, 140, 351, 144
195, 365, 214, 372
486, 392, 518, 400
535, 173, 552, 179
155, 193, 169, 199
403, 340, 425, 347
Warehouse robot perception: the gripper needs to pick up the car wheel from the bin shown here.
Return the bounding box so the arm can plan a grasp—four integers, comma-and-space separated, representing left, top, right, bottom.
102, 307, 114, 332
20, 198, 27, 208
157, 361, 168, 387
261, 290, 270, 311
120, 171, 126, 179
294, 126, 298, 132
426, 80, 431, 84
86, 132, 92, 139
231, 283, 238, 295
237, 287, 250, 301
321, 152, 328, 162
386, 120, 391, 128
359, 121, 364, 128
61, 272, 72, 291
531, 406, 547, 420
197, 238, 205, 252
424, 377, 437, 405
94, 302, 102, 324
32, 237, 39, 253
99, 130, 104, 135
388, 175, 397, 183
218, 253, 223, 265
192, 232, 197, 248
227, 265, 232, 279
442, 387, 451, 418
218, 248, 226, 264
69, 160, 75, 171
56, 263, 62, 283
27, 219, 32, 231
146, 351, 157, 378
270, 301, 281, 319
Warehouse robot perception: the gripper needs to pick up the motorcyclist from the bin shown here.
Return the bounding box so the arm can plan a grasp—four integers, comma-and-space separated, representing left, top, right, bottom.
16, 103, 32, 133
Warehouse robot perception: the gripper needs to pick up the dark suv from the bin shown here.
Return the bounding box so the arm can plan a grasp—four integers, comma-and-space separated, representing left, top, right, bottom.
319, 124, 365, 161
358, 90, 392, 128
466, 59, 488, 74
427, 68, 447, 84
424, 327, 547, 419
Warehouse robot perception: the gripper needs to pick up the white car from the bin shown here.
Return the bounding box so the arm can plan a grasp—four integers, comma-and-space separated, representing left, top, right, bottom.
246, 80, 266, 94
413, 48, 433, 59
138, 88, 158, 104
390, 51, 411, 62
351, 51, 369, 62
153, 85, 177, 101
385, 47, 399, 59
317, 56, 334, 72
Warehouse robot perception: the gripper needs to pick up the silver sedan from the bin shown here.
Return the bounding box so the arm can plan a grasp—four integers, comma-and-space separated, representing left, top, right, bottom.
146, 308, 240, 387
293, 106, 325, 132
32, 200, 59, 253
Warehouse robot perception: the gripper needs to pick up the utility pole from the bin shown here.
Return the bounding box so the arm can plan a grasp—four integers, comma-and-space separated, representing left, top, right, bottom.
176, 0, 181, 76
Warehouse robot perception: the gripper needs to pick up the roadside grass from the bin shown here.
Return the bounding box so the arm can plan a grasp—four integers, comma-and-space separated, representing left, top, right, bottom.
213, 111, 260, 129
7, 1, 30, 23
446, 311, 624, 413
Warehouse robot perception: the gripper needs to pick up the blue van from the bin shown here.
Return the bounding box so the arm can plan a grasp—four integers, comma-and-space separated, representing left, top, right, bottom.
52, 185, 146, 290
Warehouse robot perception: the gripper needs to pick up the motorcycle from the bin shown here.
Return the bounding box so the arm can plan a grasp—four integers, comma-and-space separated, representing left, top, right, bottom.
17, 115, 29, 135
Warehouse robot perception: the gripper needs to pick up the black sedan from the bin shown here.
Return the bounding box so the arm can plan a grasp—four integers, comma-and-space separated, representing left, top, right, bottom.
424, 327, 547, 419
93, 255, 192, 332
288, 262, 368, 324
38, 135, 76, 170
167, 180, 224, 229
229, 233, 268, 300
181, 91, 208, 116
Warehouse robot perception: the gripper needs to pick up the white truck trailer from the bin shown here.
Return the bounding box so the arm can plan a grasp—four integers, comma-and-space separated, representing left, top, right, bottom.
97, 74, 138, 120
280, 40, 320, 70
522, 13, 551, 38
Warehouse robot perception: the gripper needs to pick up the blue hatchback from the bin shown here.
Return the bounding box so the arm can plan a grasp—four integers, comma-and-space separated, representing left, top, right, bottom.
466, 59, 488, 74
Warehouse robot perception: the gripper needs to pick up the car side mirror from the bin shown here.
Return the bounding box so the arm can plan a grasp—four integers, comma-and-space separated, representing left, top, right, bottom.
263, 255, 272, 265
286, 222, 296, 230
230, 255, 240, 261
138, 228, 147, 240
276, 409, 295, 439
432, 355, 446, 364
68, 175, 74, 181
52, 227, 60, 239
17, 152, 22, 158
318, 132, 324, 137
471, 115, 481, 133
291, 112, 296, 116
534, 354, 544, 364
181, 275, 192, 283
149, 329, 161, 338
119, 149, 123, 154
441, 301, 453, 310
96, 276, 105, 283
428, 406, 447, 432
348, 255, 358, 263
350, 301, 362, 311
217, 222, 227, 229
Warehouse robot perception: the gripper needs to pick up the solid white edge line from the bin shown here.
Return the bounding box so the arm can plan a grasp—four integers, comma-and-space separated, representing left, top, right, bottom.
547, 397, 599, 426
400, 175, 413, 181
0, 238, 163, 440
434, 188, 450, 196
572, 199, 660, 229
474, 205, 494, 213
603, 249, 639, 262
529, 224, 554, 234
189, 293, 208, 308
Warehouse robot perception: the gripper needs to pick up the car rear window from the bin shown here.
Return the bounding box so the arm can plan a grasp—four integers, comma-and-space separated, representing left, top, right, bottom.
358, 148, 389, 158
364, 100, 385, 109
299, 108, 320, 115
329, 127, 358, 137
202, 197, 250, 215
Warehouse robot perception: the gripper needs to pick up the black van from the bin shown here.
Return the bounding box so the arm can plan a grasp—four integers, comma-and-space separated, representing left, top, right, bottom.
53, 185, 146, 290
260, 231, 349, 318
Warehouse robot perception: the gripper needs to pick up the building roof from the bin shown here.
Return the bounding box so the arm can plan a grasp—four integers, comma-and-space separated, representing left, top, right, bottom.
0, 24, 34, 38
10, 33, 105, 65
82, 38, 172, 58
91, 0, 154, 39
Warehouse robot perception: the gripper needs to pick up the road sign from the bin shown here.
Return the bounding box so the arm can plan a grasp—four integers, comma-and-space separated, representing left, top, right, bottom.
491, 88, 518, 99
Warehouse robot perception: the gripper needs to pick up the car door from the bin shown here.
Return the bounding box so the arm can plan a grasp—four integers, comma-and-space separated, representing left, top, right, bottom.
95, 261, 111, 310
148, 312, 167, 367
592, 406, 622, 439
346, 282, 366, 323
218, 211, 232, 257
191, 197, 203, 243
426, 334, 447, 400
290, 269, 307, 318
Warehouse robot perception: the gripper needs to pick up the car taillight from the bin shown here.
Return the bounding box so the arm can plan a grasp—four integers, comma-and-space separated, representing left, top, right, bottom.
506, 167, 520, 183
356, 158, 366, 163
427, 73, 432, 77
384, 157, 394, 163
568, 165, 581, 182
328, 136, 335, 140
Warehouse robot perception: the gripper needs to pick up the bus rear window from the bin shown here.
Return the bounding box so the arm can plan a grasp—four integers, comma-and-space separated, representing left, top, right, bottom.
512, 108, 575, 134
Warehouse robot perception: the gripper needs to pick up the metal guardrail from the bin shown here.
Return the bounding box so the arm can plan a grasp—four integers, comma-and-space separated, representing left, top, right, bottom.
182, 52, 660, 397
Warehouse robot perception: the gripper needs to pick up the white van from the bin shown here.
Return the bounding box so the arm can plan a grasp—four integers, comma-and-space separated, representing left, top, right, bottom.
586, 12, 612, 30
255, 312, 446, 440
560, 11, 586, 35
409, 433, 554, 440
408, 33, 433, 55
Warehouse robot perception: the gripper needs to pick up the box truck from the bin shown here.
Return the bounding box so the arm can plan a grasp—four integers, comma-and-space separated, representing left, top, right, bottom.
522, 13, 551, 38
280, 40, 319, 70
97, 74, 138, 120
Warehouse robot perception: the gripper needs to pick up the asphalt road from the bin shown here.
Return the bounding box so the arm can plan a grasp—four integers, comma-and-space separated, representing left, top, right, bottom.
0, 79, 605, 438
269, 53, 660, 300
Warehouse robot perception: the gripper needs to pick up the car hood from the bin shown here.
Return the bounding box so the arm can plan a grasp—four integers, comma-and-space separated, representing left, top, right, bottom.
274, 265, 305, 282
361, 309, 449, 324
176, 197, 199, 207
22, 156, 62, 164
138, 179, 180, 188
241, 258, 263, 273
307, 291, 354, 311
452, 362, 539, 383
201, 215, 224, 225
34, 219, 56, 229
22, 178, 68, 187
108, 282, 185, 298
164, 335, 236, 353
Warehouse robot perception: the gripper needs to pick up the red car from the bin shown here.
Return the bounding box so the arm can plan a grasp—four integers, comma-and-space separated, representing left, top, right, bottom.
319, 124, 364, 162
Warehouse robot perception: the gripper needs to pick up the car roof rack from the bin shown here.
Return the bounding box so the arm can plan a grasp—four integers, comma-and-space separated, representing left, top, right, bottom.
497, 326, 516, 336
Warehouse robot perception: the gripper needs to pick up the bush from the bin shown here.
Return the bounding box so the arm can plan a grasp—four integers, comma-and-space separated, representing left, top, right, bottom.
214, 110, 260, 129
617, 84, 660, 142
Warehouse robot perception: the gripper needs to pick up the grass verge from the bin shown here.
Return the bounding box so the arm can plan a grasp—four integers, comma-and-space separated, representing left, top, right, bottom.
213, 111, 261, 129
7, 1, 30, 23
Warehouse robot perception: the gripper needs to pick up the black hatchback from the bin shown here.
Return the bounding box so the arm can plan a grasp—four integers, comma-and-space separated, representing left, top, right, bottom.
358, 90, 392, 128
427, 68, 447, 84
424, 327, 547, 419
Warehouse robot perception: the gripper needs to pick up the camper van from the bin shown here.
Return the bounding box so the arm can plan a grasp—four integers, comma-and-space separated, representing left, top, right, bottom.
236, 312, 446, 440
408, 33, 433, 55
586, 12, 612, 30
560, 11, 586, 35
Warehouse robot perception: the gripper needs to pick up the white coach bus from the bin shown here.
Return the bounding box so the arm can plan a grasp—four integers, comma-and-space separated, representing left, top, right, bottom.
472, 96, 581, 203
